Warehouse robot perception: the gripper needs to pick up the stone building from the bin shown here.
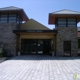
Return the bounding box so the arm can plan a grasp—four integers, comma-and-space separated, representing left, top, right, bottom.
0, 6, 80, 56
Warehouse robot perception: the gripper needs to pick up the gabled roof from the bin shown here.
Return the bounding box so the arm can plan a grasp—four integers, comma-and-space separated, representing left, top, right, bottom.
0, 6, 22, 11
50, 9, 80, 15
20, 19, 50, 30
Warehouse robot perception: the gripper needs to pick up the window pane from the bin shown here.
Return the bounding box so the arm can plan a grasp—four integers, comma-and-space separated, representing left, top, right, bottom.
9, 19, 16, 23
68, 18, 76, 21
9, 14, 16, 23
0, 15, 7, 23
68, 18, 76, 27
58, 24, 66, 27
68, 22, 76, 24
0, 20, 7, 23
58, 18, 66, 27
68, 24, 76, 27
9, 17, 16, 19
1, 14, 7, 17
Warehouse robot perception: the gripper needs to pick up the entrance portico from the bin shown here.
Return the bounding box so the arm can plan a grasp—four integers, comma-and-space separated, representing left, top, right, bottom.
13, 30, 57, 56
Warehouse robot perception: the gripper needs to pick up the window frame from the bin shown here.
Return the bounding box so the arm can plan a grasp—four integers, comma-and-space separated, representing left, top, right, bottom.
57, 18, 77, 27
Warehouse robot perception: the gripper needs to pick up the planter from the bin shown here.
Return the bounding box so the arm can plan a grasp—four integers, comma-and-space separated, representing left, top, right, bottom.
52, 52, 54, 56
18, 52, 21, 56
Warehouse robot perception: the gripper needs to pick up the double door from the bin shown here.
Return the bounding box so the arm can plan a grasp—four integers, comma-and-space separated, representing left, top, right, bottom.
21, 39, 51, 55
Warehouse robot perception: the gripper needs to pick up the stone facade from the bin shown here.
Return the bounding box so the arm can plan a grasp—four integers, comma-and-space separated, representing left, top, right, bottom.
0, 23, 17, 56
56, 27, 78, 56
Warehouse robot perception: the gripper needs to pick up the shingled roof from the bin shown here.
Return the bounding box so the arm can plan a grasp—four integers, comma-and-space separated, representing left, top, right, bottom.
50, 9, 80, 15
0, 6, 22, 11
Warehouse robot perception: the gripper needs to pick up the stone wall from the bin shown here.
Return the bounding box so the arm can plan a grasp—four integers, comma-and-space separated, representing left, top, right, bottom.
56, 27, 78, 56
0, 23, 17, 56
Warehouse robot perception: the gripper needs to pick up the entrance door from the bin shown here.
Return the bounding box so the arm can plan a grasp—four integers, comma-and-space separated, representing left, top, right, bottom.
64, 41, 71, 56
21, 39, 51, 55
37, 40, 43, 54
43, 39, 51, 55
21, 39, 31, 54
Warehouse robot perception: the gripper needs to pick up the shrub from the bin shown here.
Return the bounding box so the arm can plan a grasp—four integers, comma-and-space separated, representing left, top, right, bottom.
0, 44, 7, 57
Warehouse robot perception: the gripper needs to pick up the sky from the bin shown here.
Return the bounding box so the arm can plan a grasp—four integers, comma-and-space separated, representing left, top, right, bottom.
0, 0, 80, 29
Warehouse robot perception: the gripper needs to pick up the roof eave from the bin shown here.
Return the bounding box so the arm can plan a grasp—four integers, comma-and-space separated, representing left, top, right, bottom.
0, 9, 29, 21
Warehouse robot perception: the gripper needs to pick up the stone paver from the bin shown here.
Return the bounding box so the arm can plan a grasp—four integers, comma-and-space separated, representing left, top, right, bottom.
0, 55, 80, 80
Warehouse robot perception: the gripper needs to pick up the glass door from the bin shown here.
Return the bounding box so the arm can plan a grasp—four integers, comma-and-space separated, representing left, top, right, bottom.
24, 39, 31, 54
31, 39, 37, 54
37, 40, 43, 54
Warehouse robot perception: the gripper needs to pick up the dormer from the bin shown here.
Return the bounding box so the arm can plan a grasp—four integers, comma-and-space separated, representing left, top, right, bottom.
0, 6, 29, 24
48, 9, 80, 28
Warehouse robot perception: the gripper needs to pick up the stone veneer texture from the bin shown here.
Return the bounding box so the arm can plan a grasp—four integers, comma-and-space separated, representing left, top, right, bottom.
0, 23, 17, 56
56, 27, 78, 56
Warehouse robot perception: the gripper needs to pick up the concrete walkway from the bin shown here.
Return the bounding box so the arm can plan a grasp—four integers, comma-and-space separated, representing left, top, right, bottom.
0, 55, 80, 80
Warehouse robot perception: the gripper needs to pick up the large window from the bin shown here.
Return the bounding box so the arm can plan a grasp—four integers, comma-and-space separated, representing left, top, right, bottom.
67, 18, 76, 27
9, 14, 16, 23
0, 15, 7, 23
57, 18, 77, 27
58, 18, 66, 27
0, 14, 22, 23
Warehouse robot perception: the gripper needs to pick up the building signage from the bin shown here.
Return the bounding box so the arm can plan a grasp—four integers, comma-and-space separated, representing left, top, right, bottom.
27, 30, 43, 33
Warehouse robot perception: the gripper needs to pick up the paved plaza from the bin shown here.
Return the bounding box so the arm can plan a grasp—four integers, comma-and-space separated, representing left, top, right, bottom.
0, 55, 80, 80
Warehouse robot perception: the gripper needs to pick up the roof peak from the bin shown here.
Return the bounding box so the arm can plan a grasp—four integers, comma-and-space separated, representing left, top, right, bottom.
50, 9, 80, 15
0, 6, 22, 11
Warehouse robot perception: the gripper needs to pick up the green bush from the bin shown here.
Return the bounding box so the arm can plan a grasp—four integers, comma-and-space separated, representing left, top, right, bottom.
0, 45, 7, 57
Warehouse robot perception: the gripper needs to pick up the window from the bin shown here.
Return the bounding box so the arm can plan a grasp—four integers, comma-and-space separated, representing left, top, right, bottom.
57, 18, 66, 27
57, 18, 77, 27
9, 14, 16, 23
0, 15, 7, 23
67, 18, 76, 27
0, 14, 21, 23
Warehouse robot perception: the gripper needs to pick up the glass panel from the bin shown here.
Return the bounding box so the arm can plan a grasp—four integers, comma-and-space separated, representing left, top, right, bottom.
1, 14, 7, 17
58, 24, 66, 27
37, 40, 43, 54
31, 40, 36, 54
0, 14, 7, 23
9, 19, 16, 23
68, 22, 76, 24
67, 18, 76, 27
68, 24, 76, 27
68, 18, 76, 21
24, 40, 31, 54
0, 20, 7, 23
58, 18, 66, 27
9, 14, 16, 23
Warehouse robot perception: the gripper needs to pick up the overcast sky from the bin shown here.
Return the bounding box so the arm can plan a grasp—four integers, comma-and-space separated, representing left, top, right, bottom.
0, 0, 80, 29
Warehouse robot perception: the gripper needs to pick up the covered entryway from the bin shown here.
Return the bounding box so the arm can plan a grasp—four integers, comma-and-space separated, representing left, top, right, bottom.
13, 19, 57, 56
21, 39, 51, 55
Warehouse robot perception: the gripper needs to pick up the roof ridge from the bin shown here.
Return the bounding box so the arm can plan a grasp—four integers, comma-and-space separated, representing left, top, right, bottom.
50, 9, 80, 14
0, 6, 22, 9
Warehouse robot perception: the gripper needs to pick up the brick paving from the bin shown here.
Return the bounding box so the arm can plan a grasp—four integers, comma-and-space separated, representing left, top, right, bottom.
0, 55, 80, 80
